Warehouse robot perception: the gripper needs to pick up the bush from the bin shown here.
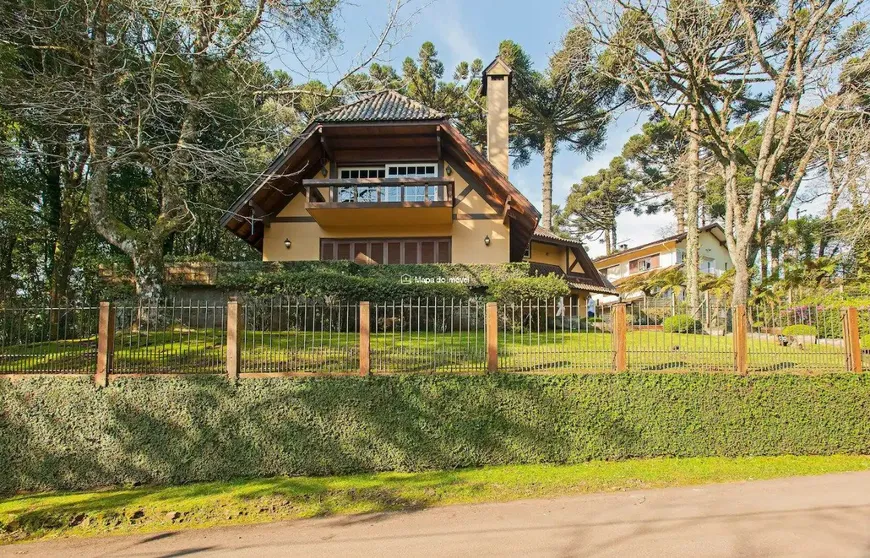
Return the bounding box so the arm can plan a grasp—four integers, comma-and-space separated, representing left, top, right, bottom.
782, 324, 818, 336
2, 374, 869, 494
662, 314, 700, 333
490, 274, 570, 304
862, 334, 870, 347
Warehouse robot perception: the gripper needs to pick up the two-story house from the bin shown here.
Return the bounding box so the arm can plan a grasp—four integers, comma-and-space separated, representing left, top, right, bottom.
221, 57, 617, 299
594, 223, 732, 300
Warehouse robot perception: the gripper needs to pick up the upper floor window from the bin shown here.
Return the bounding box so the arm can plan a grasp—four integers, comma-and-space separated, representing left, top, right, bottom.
629, 254, 659, 274
336, 164, 439, 203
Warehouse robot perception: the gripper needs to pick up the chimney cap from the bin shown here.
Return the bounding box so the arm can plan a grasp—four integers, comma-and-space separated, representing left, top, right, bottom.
481, 57, 513, 96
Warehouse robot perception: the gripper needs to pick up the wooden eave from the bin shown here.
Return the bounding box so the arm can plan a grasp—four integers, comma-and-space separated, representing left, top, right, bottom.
222, 119, 541, 256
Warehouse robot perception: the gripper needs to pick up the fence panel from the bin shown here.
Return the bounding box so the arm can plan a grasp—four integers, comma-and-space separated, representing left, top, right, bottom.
746, 305, 845, 373
241, 298, 359, 374
0, 305, 99, 374
112, 299, 226, 374
371, 298, 486, 374
625, 295, 733, 372
861, 307, 870, 371
498, 298, 612, 373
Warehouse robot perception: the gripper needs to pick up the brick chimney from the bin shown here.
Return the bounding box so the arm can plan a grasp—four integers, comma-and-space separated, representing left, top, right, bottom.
481, 57, 513, 177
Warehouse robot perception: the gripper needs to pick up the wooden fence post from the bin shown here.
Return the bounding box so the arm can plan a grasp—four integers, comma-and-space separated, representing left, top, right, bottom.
612, 303, 627, 372
95, 301, 114, 387
486, 302, 498, 373
734, 304, 748, 375
359, 302, 370, 376
843, 306, 862, 373
226, 298, 241, 383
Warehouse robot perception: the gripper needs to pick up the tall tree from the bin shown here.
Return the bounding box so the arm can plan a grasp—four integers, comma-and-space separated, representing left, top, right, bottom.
576, 0, 869, 304
500, 31, 615, 230
557, 156, 639, 253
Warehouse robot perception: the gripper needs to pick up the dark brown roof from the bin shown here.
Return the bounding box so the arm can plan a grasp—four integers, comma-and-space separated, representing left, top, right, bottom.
317, 90, 444, 122
531, 227, 585, 248
529, 263, 619, 295
593, 223, 725, 264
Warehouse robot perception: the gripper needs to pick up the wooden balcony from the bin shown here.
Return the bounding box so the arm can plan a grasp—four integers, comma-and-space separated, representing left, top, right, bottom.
302, 178, 455, 227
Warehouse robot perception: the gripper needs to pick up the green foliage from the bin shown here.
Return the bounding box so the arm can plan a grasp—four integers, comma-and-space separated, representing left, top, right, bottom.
662, 314, 700, 333
2, 374, 870, 494
489, 274, 570, 303
782, 324, 818, 336
215, 262, 532, 301
862, 334, 870, 347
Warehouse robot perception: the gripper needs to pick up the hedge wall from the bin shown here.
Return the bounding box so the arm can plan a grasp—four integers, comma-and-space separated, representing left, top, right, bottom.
2, 374, 869, 494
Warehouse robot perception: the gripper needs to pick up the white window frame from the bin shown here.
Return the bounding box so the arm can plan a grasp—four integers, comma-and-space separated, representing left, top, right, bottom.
387, 163, 439, 202
337, 167, 385, 203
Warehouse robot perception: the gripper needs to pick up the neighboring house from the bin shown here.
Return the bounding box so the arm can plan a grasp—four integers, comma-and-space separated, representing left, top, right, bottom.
221, 56, 615, 300
593, 223, 732, 301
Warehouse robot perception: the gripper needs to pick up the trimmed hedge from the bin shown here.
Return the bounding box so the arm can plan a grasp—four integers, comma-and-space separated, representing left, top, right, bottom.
662, 314, 700, 333
489, 274, 570, 303
782, 324, 818, 336
2, 374, 869, 494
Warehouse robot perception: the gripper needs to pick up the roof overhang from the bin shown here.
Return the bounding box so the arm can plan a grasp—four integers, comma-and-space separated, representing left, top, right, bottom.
222, 118, 541, 255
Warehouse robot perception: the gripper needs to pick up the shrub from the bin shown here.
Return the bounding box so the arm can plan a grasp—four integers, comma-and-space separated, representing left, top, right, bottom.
489, 274, 570, 304
2, 374, 869, 494
782, 324, 818, 336
862, 334, 870, 347
662, 314, 700, 333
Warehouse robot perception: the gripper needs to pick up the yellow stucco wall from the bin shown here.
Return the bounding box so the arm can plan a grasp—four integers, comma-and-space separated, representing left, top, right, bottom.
594, 241, 677, 270
526, 240, 566, 271
261, 159, 511, 263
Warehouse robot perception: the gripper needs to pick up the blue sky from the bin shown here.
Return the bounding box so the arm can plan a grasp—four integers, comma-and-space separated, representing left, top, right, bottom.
268, 0, 814, 257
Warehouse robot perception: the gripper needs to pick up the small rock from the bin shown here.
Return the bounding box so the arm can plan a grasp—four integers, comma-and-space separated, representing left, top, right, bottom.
165, 511, 180, 521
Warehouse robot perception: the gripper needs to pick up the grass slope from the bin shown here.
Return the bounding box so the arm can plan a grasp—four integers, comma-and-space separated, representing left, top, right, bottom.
2, 455, 869, 544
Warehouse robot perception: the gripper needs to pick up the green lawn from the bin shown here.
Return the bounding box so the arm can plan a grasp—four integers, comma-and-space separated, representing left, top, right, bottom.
0, 329, 850, 374
2, 455, 868, 544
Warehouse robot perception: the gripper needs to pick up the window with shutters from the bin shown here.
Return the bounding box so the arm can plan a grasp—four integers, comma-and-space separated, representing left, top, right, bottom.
628, 254, 660, 274
320, 238, 451, 264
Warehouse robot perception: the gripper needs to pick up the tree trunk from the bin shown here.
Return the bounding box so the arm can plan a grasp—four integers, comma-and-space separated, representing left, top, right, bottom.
673, 180, 686, 234
610, 222, 618, 254
758, 211, 768, 281
685, 106, 701, 314
604, 228, 612, 255
732, 253, 751, 307
540, 130, 555, 230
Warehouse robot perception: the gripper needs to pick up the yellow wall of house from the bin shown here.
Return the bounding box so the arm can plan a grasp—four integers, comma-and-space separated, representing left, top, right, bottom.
594, 241, 677, 270
262, 159, 511, 263
527, 241, 566, 271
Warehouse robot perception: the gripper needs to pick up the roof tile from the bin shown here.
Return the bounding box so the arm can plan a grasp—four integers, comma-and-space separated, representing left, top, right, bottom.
317, 90, 444, 122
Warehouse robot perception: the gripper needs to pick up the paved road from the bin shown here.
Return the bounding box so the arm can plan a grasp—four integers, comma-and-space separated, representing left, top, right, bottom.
4, 471, 870, 558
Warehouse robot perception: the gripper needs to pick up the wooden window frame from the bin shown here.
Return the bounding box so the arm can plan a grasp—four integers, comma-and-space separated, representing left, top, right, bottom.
320, 237, 452, 264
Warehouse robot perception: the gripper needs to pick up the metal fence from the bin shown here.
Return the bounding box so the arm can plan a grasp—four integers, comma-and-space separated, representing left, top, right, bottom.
498, 299, 612, 372
746, 304, 846, 374
370, 298, 486, 374
112, 299, 227, 374
0, 305, 99, 373
0, 296, 865, 378
625, 296, 733, 372
240, 298, 359, 375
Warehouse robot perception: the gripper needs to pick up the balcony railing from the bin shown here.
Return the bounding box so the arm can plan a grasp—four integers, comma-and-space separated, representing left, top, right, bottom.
303, 178, 454, 205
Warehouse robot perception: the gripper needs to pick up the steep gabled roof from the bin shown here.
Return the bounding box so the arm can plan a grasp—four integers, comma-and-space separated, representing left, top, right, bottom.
529, 227, 618, 294
317, 90, 445, 122
220, 91, 541, 257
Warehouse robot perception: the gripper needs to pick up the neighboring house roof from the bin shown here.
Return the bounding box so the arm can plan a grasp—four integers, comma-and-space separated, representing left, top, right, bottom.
529, 262, 619, 296
593, 223, 726, 265
317, 90, 445, 122
220, 90, 541, 260
528, 228, 618, 295
531, 227, 585, 248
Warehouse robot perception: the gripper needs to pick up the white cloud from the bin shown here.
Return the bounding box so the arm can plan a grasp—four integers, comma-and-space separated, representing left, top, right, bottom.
433, 0, 482, 66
